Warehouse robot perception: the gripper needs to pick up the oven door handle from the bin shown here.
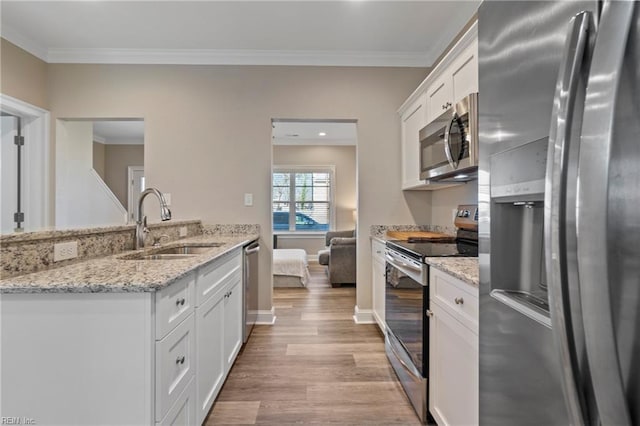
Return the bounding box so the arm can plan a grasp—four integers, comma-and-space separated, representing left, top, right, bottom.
385, 253, 422, 273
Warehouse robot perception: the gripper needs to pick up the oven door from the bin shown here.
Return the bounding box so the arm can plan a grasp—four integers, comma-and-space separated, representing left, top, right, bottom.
384, 251, 428, 376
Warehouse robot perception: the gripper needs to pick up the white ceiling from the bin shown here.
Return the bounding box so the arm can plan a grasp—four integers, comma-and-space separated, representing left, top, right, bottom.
93, 120, 144, 145
272, 121, 357, 146
0, 1, 480, 67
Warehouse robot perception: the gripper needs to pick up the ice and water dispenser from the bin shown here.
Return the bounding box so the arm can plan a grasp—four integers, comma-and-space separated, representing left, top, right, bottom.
488, 138, 552, 326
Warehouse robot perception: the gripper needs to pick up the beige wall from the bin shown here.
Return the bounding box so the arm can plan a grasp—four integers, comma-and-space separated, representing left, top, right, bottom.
273, 144, 356, 256
0, 39, 48, 109
430, 182, 478, 229
46, 64, 429, 314
104, 144, 144, 208
93, 142, 106, 180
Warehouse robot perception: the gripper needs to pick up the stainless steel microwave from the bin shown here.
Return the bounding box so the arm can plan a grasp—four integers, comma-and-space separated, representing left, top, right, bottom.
419, 93, 478, 182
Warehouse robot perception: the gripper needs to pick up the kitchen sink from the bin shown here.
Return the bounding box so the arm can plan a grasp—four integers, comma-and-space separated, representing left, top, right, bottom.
153, 244, 224, 255
119, 243, 225, 260
120, 253, 196, 260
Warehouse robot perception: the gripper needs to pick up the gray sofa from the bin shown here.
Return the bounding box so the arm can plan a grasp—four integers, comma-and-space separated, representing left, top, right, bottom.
318, 230, 356, 287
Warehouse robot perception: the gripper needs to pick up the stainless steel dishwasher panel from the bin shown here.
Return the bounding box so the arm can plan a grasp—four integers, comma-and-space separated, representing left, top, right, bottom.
243, 241, 259, 343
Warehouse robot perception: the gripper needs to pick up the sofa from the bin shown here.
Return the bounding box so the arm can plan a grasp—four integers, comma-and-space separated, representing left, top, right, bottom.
317, 229, 356, 287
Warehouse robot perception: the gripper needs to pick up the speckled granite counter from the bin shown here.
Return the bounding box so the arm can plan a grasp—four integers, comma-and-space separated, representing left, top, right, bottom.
424, 257, 478, 287
0, 233, 259, 294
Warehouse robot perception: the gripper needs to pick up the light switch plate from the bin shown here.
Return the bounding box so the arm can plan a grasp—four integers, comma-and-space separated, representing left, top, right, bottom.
179, 226, 187, 237
244, 193, 253, 206
163, 193, 172, 206
54, 241, 78, 262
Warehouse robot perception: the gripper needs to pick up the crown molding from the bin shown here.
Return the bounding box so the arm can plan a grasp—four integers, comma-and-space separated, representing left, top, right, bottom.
46, 47, 430, 67
2, 25, 433, 67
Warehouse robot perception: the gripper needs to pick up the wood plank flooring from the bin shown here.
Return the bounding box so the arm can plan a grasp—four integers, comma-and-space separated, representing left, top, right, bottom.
205, 261, 422, 425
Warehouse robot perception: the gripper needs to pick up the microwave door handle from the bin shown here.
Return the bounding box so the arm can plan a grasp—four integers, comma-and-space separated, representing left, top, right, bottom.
577, 2, 635, 425
443, 116, 456, 168
544, 10, 592, 426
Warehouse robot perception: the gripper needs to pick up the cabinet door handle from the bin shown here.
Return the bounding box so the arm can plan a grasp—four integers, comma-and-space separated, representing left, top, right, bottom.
176, 356, 185, 365
454, 297, 464, 305
426, 309, 434, 317
176, 298, 185, 306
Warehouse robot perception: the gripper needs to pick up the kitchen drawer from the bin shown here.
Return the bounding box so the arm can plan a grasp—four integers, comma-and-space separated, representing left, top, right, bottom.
430, 268, 478, 334
157, 376, 196, 426
156, 313, 196, 421
196, 249, 242, 306
155, 273, 196, 340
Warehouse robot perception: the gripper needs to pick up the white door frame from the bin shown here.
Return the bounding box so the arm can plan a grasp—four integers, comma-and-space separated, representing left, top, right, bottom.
127, 166, 144, 223
0, 94, 51, 231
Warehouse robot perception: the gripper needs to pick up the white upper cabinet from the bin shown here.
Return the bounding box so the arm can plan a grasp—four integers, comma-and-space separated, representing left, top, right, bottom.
426, 75, 453, 123
451, 39, 479, 106
398, 22, 478, 190
401, 94, 427, 189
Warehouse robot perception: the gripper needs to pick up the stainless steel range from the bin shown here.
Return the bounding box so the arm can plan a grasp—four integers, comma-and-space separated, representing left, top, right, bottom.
384, 205, 477, 423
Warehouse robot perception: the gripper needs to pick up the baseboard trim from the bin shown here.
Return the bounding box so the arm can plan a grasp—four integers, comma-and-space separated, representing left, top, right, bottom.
353, 305, 375, 324
255, 307, 277, 325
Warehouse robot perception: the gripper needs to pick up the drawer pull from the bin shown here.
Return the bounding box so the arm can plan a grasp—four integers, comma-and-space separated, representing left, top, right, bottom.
455, 297, 464, 305
176, 356, 185, 365
175, 298, 186, 306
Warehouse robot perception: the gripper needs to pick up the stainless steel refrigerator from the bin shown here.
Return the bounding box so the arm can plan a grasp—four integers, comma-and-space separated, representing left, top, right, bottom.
479, 1, 640, 425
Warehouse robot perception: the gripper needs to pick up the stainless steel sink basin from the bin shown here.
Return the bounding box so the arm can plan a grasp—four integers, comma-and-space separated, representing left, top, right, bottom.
120, 253, 196, 261
119, 243, 225, 260
153, 244, 224, 255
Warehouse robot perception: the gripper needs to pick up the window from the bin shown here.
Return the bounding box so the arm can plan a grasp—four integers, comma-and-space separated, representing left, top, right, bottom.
272, 167, 334, 232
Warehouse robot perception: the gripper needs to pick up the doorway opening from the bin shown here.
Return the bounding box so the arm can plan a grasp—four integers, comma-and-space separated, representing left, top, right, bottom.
270, 119, 358, 290
0, 95, 50, 234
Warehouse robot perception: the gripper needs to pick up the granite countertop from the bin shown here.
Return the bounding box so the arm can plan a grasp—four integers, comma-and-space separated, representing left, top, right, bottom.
423, 257, 479, 287
0, 233, 259, 294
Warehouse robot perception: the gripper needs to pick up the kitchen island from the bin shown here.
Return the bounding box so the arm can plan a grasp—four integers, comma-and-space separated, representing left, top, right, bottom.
0, 230, 259, 426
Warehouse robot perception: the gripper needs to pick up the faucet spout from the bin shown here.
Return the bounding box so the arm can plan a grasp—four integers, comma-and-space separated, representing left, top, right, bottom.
135, 188, 172, 250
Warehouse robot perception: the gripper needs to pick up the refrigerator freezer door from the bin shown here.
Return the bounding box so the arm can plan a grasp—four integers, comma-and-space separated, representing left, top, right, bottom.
478, 1, 599, 425
577, 2, 640, 424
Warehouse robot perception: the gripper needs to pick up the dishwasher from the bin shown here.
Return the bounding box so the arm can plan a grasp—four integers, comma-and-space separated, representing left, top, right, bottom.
243, 240, 260, 343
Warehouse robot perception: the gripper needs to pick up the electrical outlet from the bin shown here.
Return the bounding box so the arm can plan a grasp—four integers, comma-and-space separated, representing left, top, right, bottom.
179, 226, 187, 237
54, 241, 78, 262
244, 193, 253, 206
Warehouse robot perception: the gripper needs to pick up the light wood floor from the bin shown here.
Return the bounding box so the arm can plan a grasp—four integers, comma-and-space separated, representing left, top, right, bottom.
205, 262, 422, 425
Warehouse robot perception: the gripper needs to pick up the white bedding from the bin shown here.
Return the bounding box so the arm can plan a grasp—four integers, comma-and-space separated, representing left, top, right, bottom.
273, 249, 309, 286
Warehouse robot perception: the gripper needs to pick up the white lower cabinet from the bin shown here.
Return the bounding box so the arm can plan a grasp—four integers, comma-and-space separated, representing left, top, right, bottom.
429, 268, 478, 426
158, 377, 196, 426
371, 239, 386, 331
223, 275, 243, 368
156, 313, 196, 421
0, 247, 247, 426
194, 249, 243, 424
195, 286, 226, 424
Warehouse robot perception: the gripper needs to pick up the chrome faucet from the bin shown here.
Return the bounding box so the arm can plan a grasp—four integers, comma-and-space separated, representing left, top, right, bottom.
135, 188, 172, 250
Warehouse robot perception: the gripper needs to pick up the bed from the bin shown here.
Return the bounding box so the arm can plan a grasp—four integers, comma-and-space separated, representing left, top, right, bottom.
273, 249, 310, 287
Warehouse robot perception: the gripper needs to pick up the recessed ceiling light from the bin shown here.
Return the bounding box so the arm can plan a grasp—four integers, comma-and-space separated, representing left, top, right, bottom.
318, 132, 327, 137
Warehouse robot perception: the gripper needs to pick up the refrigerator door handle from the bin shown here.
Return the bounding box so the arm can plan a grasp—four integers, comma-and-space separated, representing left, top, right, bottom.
577, 2, 635, 425
544, 10, 592, 426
